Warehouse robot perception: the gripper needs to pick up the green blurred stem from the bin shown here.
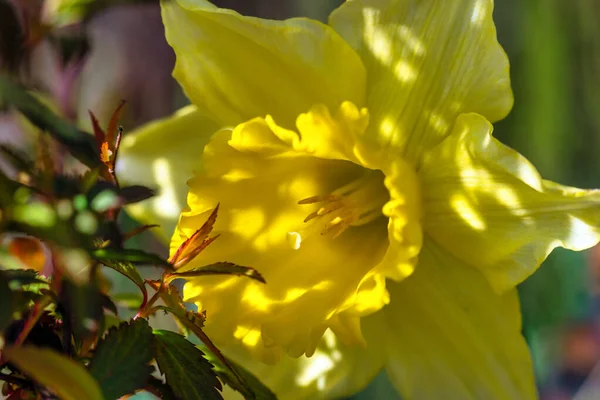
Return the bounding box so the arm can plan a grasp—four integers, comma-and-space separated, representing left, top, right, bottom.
512, 0, 572, 182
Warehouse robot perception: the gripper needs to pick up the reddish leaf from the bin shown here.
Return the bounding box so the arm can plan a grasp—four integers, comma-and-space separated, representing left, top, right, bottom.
88, 110, 105, 149
123, 224, 160, 242
105, 100, 126, 150
170, 205, 219, 269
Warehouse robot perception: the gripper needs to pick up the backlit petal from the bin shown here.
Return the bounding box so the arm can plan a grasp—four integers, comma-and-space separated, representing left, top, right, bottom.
173, 110, 391, 360
383, 239, 537, 400
329, 0, 511, 162
116, 105, 218, 241
216, 313, 386, 400
422, 113, 600, 292
162, 0, 366, 128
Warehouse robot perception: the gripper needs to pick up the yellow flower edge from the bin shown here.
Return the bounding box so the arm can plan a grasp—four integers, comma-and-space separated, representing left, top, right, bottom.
173, 102, 421, 362
113, 0, 600, 399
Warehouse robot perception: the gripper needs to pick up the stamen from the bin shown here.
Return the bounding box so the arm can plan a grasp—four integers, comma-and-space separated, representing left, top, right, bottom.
298, 169, 388, 238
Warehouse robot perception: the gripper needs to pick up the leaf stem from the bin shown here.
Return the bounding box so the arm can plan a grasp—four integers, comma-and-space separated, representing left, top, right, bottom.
134, 280, 164, 319
13, 296, 53, 347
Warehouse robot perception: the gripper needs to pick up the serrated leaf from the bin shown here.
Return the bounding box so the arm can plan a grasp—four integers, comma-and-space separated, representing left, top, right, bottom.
170, 262, 265, 284
170, 313, 250, 399
88, 318, 154, 400
170, 206, 219, 268
92, 248, 171, 268
10, 290, 44, 314
96, 253, 143, 282
147, 283, 193, 335
1, 269, 45, 286
3, 345, 104, 400
153, 330, 223, 400
99, 259, 146, 304
0, 76, 100, 168
204, 352, 277, 400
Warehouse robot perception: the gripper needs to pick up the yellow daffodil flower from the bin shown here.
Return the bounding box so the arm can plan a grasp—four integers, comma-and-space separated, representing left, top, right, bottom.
117, 0, 600, 399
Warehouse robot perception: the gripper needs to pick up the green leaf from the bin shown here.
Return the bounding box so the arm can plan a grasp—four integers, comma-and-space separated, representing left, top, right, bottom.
0, 76, 100, 168
1, 269, 46, 286
153, 330, 223, 400
3, 345, 104, 400
88, 318, 154, 400
0, 145, 35, 175
119, 185, 156, 204
172, 262, 265, 284
99, 259, 147, 303
59, 279, 105, 342
0, 275, 13, 331
92, 248, 171, 268
203, 351, 277, 400
10, 290, 44, 314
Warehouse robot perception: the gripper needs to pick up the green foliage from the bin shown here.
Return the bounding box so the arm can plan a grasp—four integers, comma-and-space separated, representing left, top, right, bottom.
204, 351, 277, 400
93, 248, 172, 267
88, 319, 154, 399
59, 279, 106, 343
154, 330, 223, 400
170, 262, 265, 283
0, 75, 275, 399
99, 259, 147, 305
3, 346, 104, 400
0, 77, 99, 168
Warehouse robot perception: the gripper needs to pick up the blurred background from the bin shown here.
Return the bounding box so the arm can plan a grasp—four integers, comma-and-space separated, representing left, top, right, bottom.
2, 0, 600, 399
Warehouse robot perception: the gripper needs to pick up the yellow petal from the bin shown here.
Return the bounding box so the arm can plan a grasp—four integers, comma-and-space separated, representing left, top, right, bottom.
172, 107, 394, 360
421, 113, 600, 292
161, 0, 366, 128
383, 239, 537, 400
329, 0, 512, 162
377, 158, 423, 281
217, 315, 386, 400
116, 105, 218, 242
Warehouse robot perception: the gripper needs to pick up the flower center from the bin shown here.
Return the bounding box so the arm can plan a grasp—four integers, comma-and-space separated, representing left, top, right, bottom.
298, 169, 389, 238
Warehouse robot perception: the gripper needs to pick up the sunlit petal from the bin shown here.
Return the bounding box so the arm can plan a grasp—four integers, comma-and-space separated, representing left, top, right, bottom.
422, 113, 600, 292
216, 312, 386, 400
329, 0, 511, 162
116, 105, 218, 241
161, 0, 366, 128
383, 239, 537, 400
174, 108, 394, 360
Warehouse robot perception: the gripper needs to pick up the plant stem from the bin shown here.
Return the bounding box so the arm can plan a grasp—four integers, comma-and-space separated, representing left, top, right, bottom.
13, 296, 53, 347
